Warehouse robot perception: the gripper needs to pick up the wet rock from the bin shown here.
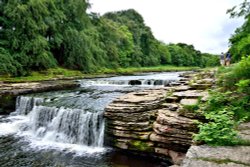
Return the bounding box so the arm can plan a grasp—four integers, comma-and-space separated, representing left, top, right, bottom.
155, 148, 186, 165
129, 80, 142, 85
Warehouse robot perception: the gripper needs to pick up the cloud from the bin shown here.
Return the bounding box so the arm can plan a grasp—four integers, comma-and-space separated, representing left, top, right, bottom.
88, 0, 244, 54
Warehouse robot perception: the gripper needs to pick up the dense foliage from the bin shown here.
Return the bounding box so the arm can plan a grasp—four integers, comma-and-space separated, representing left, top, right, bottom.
227, 0, 250, 62
0, 0, 218, 76
194, 56, 250, 145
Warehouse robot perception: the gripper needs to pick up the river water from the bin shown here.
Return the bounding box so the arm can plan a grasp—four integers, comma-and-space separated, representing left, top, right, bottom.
0, 72, 183, 167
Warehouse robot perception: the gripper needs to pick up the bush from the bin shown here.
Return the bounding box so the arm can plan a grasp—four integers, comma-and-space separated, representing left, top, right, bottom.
194, 108, 239, 146
195, 56, 250, 145
218, 56, 250, 90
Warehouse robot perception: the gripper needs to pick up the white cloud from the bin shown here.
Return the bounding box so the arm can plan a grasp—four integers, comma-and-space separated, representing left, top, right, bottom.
88, 0, 244, 54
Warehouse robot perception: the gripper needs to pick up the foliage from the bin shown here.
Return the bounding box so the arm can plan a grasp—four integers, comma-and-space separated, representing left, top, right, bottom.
218, 56, 250, 90
195, 56, 250, 146
0, 47, 19, 76
194, 107, 239, 146
227, 0, 250, 18
228, 0, 250, 62
0, 1, 218, 76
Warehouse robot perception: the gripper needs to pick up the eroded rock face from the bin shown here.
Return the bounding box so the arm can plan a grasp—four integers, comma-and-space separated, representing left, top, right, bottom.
104, 71, 215, 165
105, 89, 166, 143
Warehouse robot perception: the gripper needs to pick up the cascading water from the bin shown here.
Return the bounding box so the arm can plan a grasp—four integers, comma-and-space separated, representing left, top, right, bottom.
15, 96, 44, 115
9, 93, 106, 148
0, 72, 183, 167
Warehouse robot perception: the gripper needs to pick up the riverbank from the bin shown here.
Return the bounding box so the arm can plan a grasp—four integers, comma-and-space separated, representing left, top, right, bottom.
0, 80, 79, 114
0, 66, 200, 83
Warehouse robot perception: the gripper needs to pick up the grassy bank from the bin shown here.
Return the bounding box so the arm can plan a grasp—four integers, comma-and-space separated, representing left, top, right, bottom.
0, 66, 200, 83
98, 66, 200, 74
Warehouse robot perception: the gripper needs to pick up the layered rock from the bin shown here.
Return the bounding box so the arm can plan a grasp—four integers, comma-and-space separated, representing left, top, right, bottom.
105, 89, 166, 148
0, 80, 79, 114
104, 71, 215, 165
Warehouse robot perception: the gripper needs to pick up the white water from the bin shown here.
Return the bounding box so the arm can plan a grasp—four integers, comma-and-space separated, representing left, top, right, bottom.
80, 72, 183, 86
0, 72, 183, 156
0, 95, 106, 154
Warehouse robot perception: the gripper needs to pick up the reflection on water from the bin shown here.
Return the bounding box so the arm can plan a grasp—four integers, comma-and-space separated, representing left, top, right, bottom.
0, 72, 182, 167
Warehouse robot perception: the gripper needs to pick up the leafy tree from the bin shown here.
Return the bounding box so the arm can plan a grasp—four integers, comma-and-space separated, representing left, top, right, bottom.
227, 0, 250, 61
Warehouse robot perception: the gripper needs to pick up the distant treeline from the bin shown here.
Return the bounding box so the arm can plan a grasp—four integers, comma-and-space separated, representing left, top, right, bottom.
0, 0, 219, 76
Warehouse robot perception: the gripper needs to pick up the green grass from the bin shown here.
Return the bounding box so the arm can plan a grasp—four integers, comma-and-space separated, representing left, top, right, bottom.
0, 66, 200, 83
98, 65, 200, 74
0, 68, 84, 83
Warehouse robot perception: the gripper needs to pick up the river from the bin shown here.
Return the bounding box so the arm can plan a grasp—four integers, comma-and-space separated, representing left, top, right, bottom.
0, 72, 183, 167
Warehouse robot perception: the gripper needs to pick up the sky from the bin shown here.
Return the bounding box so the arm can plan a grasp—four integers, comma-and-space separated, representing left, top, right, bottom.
88, 0, 245, 54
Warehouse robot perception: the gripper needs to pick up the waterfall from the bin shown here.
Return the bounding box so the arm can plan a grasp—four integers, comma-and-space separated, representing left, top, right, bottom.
15, 96, 105, 147
15, 96, 44, 115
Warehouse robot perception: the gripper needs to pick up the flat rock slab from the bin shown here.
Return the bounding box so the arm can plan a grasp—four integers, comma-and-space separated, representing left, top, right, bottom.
113, 89, 165, 104
0, 80, 79, 96
173, 90, 208, 99
180, 99, 198, 106
173, 86, 191, 92
182, 145, 250, 167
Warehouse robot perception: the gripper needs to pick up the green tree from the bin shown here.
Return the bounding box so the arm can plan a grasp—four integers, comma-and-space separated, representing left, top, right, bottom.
227, 0, 250, 61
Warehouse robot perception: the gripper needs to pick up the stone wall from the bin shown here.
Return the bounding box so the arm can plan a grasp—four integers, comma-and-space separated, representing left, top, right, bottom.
104, 71, 215, 165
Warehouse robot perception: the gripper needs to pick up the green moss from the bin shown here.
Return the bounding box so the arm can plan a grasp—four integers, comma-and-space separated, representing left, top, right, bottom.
129, 140, 154, 152
183, 104, 199, 112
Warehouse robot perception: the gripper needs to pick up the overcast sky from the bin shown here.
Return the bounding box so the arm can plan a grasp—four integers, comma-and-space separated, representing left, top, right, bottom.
88, 0, 245, 54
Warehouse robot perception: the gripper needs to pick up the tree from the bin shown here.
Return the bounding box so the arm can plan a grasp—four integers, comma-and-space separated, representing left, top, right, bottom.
227, 0, 250, 61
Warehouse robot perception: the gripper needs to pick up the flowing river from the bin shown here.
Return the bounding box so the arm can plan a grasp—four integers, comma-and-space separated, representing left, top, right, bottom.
0, 72, 183, 167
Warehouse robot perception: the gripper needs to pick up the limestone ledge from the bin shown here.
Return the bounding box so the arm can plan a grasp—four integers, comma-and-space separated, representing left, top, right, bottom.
0, 80, 80, 114
104, 71, 216, 165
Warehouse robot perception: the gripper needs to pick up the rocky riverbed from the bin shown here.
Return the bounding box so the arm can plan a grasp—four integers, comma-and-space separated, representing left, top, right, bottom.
104, 71, 215, 165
